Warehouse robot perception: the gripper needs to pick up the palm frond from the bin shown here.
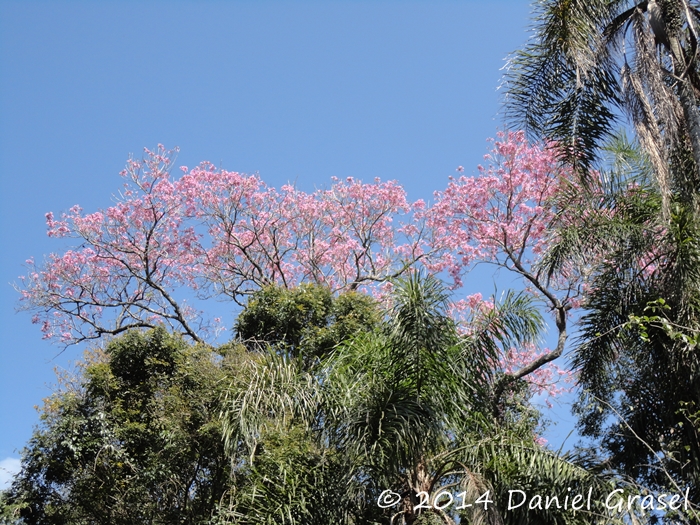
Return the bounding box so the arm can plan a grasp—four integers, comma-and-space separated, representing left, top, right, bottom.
504, 0, 623, 171
221, 349, 320, 460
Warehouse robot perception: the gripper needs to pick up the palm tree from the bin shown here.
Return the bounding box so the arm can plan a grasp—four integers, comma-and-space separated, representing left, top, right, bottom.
540, 135, 700, 511
509, 2, 700, 512
505, 0, 700, 200
218, 276, 636, 525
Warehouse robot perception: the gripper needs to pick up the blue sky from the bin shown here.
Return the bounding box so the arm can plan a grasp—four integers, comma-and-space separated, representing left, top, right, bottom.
0, 0, 580, 489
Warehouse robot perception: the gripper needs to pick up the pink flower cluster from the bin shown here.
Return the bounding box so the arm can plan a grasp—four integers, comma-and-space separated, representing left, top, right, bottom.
18, 135, 582, 399
427, 130, 570, 285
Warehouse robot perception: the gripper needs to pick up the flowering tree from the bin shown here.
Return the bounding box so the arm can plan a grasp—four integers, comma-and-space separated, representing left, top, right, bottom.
186, 165, 431, 299
18, 146, 435, 345
17, 132, 577, 400
426, 130, 581, 399
22, 149, 205, 344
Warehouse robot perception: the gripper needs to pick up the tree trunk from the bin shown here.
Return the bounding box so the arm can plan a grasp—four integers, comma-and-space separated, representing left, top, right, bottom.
677, 77, 700, 186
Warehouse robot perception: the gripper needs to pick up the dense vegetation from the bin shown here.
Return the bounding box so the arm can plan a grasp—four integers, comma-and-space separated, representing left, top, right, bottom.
1, 280, 637, 524
5, 0, 700, 523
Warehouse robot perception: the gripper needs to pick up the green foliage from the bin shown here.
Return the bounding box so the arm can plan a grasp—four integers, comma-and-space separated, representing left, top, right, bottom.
221, 347, 321, 462
222, 275, 622, 525
504, 0, 700, 188
3, 279, 642, 525
2, 328, 233, 525
539, 139, 700, 512
573, 195, 700, 499
235, 283, 381, 366
504, 0, 622, 170
458, 438, 629, 525
625, 298, 700, 348
217, 426, 350, 525
1, 288, 386, 525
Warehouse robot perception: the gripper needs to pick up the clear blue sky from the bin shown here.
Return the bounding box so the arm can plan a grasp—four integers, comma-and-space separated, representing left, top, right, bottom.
1, 0, 579, 488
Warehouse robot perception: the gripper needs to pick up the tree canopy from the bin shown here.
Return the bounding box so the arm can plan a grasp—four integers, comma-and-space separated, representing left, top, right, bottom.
9, 6, 700, 513
1, 328, 232, 524
505, 0, 700, 188
3, 279, 640, 525
16, 132, 577, 401
504, 0, 700, 508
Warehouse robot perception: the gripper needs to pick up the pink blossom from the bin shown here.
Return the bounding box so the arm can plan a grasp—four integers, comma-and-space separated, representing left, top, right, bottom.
17, 136, 587, 401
